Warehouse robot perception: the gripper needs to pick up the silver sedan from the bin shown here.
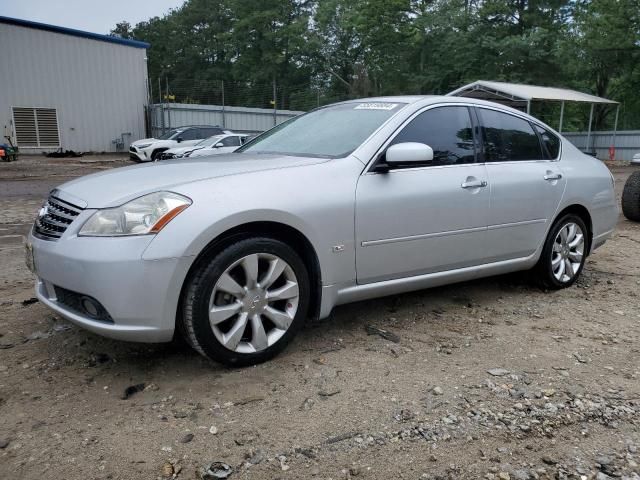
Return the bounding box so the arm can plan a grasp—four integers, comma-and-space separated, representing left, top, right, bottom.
27, 96, 618, 365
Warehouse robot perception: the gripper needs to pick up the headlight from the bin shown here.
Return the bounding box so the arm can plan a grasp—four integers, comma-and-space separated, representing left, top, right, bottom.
136, 143, 152, 149
79, 192, 191, 237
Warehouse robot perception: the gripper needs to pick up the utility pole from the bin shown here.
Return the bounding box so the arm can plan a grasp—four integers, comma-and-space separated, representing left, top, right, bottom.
221, 80, 226, 128
165, 76, 171, 129
586, 103, 594, 153
158, 77, 164, 135
273, 78, 277, 126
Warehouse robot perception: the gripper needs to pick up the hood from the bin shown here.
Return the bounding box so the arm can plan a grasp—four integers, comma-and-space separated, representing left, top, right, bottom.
165, 145, 203, 155
190, 147, 226, 157
56, 153, 328, 208
131, 138, 157, 145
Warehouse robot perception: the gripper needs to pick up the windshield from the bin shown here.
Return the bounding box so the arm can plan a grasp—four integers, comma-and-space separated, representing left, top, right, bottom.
238, 102, 406, 158
202, 135, 225, 147
157, 129, 182, 140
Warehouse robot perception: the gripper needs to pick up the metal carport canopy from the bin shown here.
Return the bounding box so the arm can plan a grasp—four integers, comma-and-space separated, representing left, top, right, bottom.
447, 80, 618, 106
447, 80, 620, 154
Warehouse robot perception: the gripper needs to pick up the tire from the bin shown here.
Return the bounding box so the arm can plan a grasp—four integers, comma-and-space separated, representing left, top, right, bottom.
533, 214, 588, 290
181, 237, 310, 366
150, 149, 166, 161
622, 171, 640, 222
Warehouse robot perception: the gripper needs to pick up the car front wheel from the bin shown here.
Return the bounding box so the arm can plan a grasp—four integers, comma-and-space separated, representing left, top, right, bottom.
533, 214, 588, 289
151, 149, 166, 161
181, 237, 310, 366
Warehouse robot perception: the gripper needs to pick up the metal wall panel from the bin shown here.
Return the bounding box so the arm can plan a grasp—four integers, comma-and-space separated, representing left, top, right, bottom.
148, 103, 303, 138
0, 22, 148, 152
563, 130, 640, 161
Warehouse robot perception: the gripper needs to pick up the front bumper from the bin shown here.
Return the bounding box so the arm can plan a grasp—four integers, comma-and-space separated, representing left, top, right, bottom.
129, 146, 148, 162
29, 225, 193, 343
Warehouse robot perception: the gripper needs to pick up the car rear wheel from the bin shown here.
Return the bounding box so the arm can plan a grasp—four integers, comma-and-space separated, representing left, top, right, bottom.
622, 171, 640, 222
533, 214, 588, 290
181, 237, 310, 366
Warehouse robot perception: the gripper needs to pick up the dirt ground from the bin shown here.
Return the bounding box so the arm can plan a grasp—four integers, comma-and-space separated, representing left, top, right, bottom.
0, 155, 639, 480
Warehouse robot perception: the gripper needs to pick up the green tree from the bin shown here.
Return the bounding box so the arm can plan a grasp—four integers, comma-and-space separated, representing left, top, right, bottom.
111, 0, 640, 128
568, 0, 640, 128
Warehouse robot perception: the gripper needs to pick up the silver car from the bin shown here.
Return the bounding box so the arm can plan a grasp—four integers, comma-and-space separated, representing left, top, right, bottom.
27, 96, 617, 366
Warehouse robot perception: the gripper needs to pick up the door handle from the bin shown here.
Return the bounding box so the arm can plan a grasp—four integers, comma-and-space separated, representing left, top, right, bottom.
461, 180, 487, 189
544, 173, 562, 181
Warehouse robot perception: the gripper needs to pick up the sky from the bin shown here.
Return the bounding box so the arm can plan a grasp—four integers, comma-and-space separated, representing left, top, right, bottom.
0, 0, 186, 35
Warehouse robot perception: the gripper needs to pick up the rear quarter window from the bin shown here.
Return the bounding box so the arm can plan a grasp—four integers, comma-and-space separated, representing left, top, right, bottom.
534, 125, 561, 159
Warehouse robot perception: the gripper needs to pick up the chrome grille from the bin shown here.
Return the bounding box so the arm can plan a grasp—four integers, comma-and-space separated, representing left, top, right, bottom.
34, 195, 84, 240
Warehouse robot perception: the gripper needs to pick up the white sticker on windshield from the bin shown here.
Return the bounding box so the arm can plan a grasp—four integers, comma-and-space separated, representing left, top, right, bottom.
354, 103, 398, 110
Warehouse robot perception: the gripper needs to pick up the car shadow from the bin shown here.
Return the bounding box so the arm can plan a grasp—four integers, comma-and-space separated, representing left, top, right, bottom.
39, 269, 543, 383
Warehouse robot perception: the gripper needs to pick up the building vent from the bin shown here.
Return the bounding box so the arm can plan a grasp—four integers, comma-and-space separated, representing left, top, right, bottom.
12, 107, 60, 147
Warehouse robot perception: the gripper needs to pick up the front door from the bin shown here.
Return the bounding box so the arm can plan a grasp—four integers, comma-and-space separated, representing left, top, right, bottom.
216, 135, 243, 154
355, 105, 491, 284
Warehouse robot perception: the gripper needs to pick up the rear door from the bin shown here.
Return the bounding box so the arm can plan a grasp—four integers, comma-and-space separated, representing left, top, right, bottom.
355, 105, 491, 283
477, 107, 566, 261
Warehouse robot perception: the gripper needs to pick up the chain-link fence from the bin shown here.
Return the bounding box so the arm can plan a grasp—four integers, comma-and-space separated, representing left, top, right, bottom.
146, 77, 357, 137
150, 77, 354, 113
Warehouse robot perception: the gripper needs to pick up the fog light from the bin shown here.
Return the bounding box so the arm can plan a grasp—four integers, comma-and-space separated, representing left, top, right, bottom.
53, 286, 113, 323
80, 296, 101, 318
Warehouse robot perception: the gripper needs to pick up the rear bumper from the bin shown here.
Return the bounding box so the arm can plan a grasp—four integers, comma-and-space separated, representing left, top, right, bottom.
29, 228, 193, 343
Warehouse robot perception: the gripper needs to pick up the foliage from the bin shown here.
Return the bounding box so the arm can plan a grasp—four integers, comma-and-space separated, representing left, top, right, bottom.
110, 0, 640, 128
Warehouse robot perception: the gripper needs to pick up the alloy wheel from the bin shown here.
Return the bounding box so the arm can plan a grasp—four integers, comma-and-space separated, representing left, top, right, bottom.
208, 253, 299, 353
551, 222, 584, 283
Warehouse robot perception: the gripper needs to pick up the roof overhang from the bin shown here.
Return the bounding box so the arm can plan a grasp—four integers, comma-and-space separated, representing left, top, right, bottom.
448, 80, 618, 105
0, 15, 150, 49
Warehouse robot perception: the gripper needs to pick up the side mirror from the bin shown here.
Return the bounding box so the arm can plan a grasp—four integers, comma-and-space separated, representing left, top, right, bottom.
385, 142, 434, 167
176, 136, 183, 143
214, 142, 224, 148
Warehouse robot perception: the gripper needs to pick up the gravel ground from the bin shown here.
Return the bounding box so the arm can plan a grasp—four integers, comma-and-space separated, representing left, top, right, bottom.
0, 155, 639, 480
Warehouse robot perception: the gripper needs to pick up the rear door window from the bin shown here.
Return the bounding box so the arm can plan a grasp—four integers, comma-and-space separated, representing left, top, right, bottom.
180, 128, 202, 141
477, 108, 543, 162
389, 106, 476, 166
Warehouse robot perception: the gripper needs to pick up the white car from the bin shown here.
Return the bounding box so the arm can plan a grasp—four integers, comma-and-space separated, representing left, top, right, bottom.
632, 153, 640, 165
159, 134, 249, 160
129, 126, 229, 162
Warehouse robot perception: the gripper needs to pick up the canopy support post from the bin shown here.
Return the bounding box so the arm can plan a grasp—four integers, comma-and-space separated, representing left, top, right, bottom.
612, 104, 620, 153
558, 101, 565, 133
586, 103, 594, 153
526, 100, 531, 115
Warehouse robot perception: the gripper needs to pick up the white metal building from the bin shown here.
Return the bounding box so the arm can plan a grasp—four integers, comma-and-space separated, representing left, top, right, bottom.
0, 16, 149, 153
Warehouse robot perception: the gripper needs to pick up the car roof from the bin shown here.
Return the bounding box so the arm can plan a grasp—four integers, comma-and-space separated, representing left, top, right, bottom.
339, 95, 551, 127
338, 95, 431, 104
342, 95, 521, 108
175, 125, 224, 129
